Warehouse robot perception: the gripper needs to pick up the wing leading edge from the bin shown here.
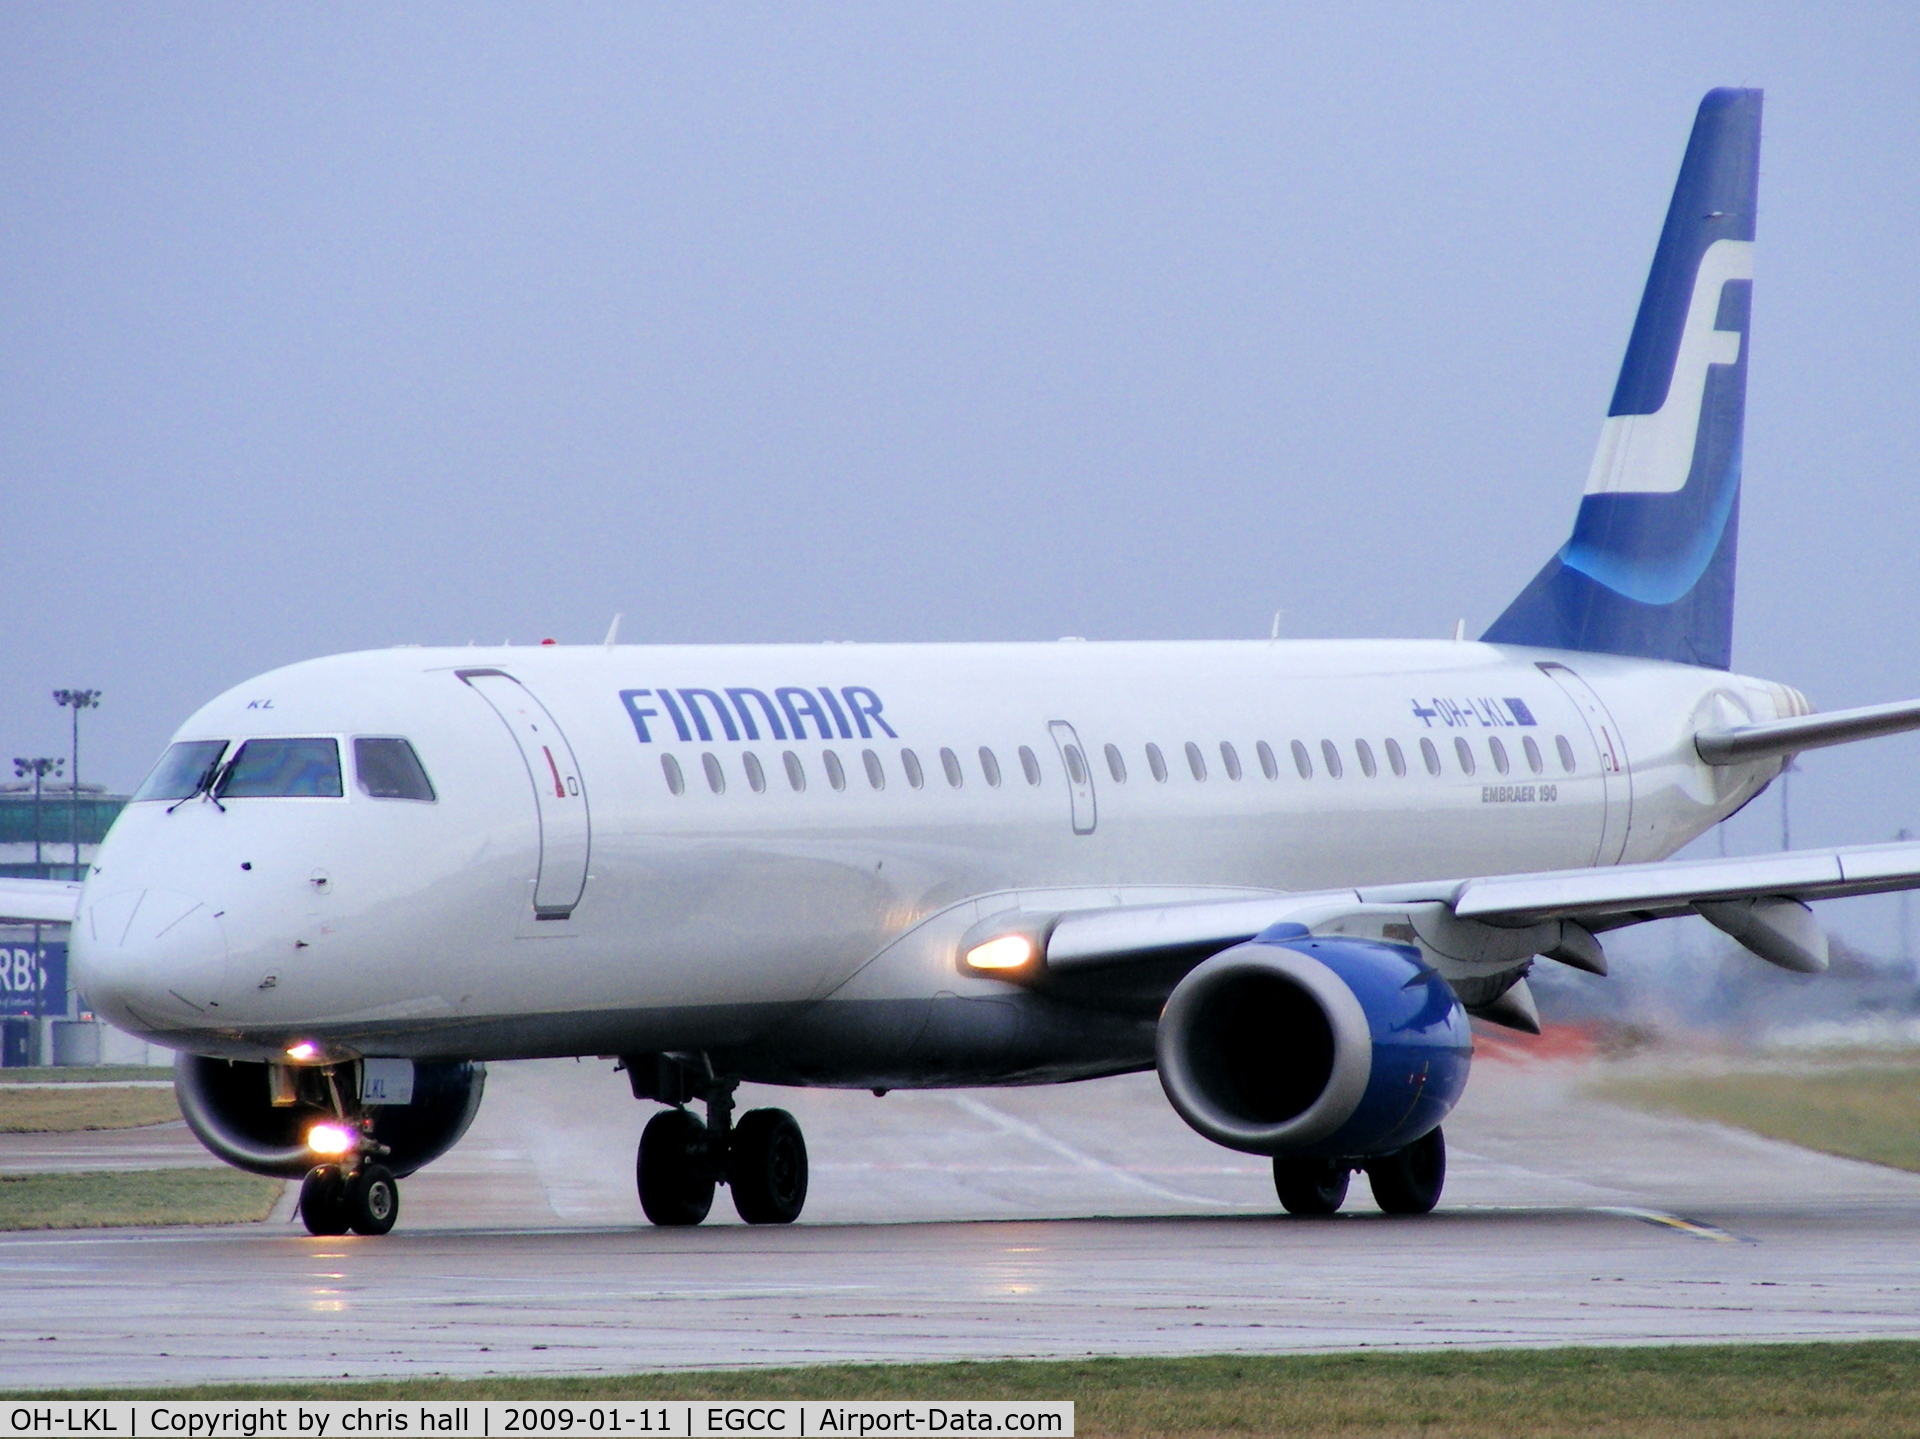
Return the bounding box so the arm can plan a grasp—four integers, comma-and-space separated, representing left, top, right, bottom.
974, 838, 1920, 996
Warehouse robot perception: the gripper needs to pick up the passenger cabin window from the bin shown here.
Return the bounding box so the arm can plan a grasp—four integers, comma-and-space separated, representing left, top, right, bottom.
1257, 741, 1278, 780
979, 747, 1002, 787
862, 749, 886, 789
744, 752, 767, 793
134, 740, 229, 802
216, 738, 343, 799
783, 751, 806, 791
703, 753, 726, 794
940, 748, 964, 787
823, 750, 847, 790
1556, 735, 1577, 772
1489, 737, 1509, 775
1105, 743, 1127, 782
901, 748, 924, 789
1184, 742, 1207, 781
1019, 746, 1042, 785
1420, 737, 1441, 775
1064, 744, 1090, 785
1454, 736, 1476, 775
1291, 740, 1312, 779
1220, 741, 1242, 780
1523, 736, 1544, 774
1146, 743, 1168, 782
1355, 739, 1377, 778
1319, 740, 1343, 779
1385, 738, 1406, 777
354, 738, 436, 801
662, 754, 686, 795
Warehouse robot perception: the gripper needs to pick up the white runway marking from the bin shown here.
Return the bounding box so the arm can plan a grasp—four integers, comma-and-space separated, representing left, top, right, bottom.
944, 1094, 1238, 1207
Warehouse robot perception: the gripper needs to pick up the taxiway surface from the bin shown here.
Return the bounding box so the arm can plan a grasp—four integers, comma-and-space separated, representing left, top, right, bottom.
3, 1051, 1918, 1387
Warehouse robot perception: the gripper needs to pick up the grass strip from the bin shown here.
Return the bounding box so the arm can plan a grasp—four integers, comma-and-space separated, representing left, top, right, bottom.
14, 1342, 1920, 1436
0, 1168, 282, 1230
0, 1066, 173, 1085
1598, 1066, 1920, 1172
0, 1086, 180, 1132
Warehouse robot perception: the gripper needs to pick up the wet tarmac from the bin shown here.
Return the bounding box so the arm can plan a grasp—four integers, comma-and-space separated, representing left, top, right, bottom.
3, 1052, 1917, 1387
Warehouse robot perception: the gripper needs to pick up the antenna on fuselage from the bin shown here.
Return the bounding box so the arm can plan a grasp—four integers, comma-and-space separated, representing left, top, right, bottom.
1452, 618, 1467, 642
604, 614, 623, 647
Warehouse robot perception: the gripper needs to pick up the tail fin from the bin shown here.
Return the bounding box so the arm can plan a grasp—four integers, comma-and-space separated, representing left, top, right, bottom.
1482, 88, 1761, 670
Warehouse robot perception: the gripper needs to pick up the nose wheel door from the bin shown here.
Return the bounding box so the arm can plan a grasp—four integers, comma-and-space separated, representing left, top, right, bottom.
458, 670, 592, 920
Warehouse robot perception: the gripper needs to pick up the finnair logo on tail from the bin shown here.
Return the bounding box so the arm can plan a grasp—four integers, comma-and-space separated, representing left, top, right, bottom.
1585, 238, 1753, 496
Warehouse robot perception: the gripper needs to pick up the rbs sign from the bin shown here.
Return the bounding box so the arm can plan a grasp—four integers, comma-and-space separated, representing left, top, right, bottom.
0, 941, 67, 1017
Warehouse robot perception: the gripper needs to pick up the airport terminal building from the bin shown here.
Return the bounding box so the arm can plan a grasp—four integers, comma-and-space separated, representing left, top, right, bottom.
0, 780, 129, 1065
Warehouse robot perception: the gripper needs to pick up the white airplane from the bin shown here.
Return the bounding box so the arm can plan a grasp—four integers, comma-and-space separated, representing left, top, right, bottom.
8, 87, 1920, 1238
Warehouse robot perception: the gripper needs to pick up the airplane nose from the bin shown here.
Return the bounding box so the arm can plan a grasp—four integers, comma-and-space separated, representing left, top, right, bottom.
73, 888, 232, 1025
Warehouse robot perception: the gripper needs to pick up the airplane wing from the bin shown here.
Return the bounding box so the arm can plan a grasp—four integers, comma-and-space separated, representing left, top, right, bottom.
975, 838, 1920, 984
0, 878, 83, 926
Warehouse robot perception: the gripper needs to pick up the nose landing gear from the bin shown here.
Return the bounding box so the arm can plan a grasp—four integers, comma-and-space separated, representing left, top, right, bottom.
625, 1054, 810, 1227
299, 1161, 400, 1237
295, 1065, 402, 1237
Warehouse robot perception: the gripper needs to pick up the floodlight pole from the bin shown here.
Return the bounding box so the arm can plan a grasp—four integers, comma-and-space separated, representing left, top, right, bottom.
12, 757, 63, 875
52, 689, 101, 880
1901, 828, 1915, 973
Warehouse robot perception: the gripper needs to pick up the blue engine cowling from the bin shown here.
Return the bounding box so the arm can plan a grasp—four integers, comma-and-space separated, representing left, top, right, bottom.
1155, 927, 1471, 1158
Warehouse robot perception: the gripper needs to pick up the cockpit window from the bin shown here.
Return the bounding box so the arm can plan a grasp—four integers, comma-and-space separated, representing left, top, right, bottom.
215, 738, 344, 799
132, 740, 230, 802
353, 737, 437, 801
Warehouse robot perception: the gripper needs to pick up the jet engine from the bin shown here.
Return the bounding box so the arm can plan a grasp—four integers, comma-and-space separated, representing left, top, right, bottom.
1156, 929, 1471, 1158
174, 1054, 486, 1179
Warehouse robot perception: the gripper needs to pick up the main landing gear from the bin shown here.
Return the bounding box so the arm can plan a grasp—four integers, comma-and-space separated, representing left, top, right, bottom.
1272, 1126, 1446, 1218
625, 1056, 810, 1227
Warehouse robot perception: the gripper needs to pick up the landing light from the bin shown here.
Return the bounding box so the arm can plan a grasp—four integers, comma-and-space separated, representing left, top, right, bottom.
307, 1123, 357, 1157
285, 1041, 320, 1061
965, 935, 1035, 971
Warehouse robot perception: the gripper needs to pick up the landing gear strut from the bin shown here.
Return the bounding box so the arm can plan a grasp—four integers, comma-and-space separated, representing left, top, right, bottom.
626, 1055, 810, 1227
296, 1065, 401, 1237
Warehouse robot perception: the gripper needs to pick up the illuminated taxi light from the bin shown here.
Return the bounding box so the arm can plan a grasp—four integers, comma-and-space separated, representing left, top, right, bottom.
965, 935, 1035, 971
285, 1041, 320, 1062
307, 1123, 357, 1157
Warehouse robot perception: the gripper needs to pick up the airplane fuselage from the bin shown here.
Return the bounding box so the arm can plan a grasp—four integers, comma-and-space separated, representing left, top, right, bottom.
74, 637, 1798, 1078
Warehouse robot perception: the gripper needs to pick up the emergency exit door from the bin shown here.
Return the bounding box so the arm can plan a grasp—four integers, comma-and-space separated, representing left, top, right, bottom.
1047, 720, 1098, 835
1537, 661, 1633, 866
459, 670, 591, 918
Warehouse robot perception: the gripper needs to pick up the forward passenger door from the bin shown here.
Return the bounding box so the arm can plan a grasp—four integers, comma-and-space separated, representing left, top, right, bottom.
458, 669, 592, 920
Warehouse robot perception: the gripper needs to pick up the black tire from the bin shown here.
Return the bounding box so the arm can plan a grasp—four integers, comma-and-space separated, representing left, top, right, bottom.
1366, 1126, 1446, 1215
729, 1108, 809, 1225
1273, 1157, 1349, 1216
638, 1108, 715, 1226
347, 1163, 400, 1236
300, 1165, 352, 1236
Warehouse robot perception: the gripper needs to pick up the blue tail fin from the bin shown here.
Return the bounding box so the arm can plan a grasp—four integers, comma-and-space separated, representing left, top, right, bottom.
1482, 88, 1760, 670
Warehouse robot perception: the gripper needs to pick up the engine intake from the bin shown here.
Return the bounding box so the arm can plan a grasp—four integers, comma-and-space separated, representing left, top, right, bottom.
1156, 930, 1470, 1158
175, 1054, 486, 1179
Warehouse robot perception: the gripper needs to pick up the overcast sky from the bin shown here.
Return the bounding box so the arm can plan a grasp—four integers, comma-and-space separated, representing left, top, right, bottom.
5, 5, 1918, 949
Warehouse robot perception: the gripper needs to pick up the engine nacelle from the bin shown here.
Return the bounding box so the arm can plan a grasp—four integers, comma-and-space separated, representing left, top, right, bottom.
175, 1054, 486, 1179
1156, 929, 1471, 1158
